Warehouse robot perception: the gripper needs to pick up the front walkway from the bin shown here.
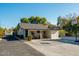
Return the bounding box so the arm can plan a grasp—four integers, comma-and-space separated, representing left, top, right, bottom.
24, 39, 79, 56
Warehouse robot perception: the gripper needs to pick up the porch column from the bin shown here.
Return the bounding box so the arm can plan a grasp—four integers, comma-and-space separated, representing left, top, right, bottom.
28, 30, 30, 36
40, 31, 42, 39
23, 29, 26, 39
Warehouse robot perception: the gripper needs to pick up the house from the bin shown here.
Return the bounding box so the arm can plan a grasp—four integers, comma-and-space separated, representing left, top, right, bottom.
5, 29, 13, 35
16, 23, 59, 39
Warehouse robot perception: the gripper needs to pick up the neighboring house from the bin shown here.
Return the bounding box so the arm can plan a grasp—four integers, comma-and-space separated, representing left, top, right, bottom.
5, 29, 13, 35
71, 16, 79, 25
17, 23, 59, 39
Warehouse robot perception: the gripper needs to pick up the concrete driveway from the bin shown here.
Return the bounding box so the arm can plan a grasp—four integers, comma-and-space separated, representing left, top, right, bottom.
24, 39, 79, 56
0, 35, 44, 56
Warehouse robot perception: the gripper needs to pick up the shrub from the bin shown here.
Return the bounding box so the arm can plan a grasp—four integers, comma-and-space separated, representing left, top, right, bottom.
0, 30, 5, 38
59, 30, 66, 37
27, 36, 32, 41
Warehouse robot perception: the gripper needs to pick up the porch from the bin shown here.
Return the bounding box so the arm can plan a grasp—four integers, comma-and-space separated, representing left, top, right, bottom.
24, 29, 50, 39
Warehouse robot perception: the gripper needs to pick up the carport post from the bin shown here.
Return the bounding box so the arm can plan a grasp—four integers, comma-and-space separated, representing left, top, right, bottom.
40, 31, 42, 39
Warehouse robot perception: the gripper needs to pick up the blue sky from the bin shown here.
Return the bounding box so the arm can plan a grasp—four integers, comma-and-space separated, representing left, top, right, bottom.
0, 3, 79, 28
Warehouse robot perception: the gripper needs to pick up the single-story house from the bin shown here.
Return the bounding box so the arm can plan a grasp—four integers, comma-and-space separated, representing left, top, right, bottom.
5, 29, 13, 35
16, 23, 59, 39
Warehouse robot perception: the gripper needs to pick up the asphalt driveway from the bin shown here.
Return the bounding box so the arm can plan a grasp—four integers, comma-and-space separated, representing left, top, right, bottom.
0, 35, 44, 56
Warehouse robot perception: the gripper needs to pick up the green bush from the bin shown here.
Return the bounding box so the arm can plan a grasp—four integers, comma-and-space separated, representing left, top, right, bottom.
0, 30, 4, 38
27, 36, 32, 41
59, 30, 66, 37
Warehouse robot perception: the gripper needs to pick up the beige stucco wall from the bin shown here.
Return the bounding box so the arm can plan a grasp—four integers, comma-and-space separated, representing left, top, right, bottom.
44, 30, 59, 39
17, 28, 25, 36
50, 30, 59, 39
17, 28, 59, 39
45, 30, 51, 38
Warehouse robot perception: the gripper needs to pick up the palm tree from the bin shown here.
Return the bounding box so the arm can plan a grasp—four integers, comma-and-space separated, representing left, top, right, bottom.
57, 16, 61, 26
57, 16, 66, 29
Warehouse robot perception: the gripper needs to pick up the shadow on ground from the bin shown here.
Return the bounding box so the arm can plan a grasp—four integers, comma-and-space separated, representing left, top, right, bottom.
2, 35, 20, 41
42, 39, 79, 45
59, 39, 79, 45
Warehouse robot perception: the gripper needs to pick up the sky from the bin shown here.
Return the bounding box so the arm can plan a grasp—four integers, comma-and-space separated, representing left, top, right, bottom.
0, 3, 79, 28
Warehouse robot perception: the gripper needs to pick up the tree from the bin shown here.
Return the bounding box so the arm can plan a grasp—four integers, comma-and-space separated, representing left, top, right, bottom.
57, 16, 69, 29
57, 13, 78, 36
20, 18, 29, 23
0, 26, 5, 38
40, 17, 47, 24
76, 16, 79, 23
57, 16, 61, 26
63, 20, 72, 36
0, 26, 3, 30
29, 16, 35, 23
48, 23, 56, 29
20, 16, 48, 24
35, 16, 41, 24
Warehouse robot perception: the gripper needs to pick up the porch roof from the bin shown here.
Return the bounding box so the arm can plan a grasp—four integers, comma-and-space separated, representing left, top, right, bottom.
19, 23, 48, 30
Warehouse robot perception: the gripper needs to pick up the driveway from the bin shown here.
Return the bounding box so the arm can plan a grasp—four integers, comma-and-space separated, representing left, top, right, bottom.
0, 35, 44, 56
25, 39, 79, 56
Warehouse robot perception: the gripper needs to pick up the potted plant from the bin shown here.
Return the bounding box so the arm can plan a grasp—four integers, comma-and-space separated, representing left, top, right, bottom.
27, 35, 32, 41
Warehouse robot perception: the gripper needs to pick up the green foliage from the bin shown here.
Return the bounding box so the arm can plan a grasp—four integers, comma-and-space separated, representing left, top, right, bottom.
13, 24, 20, 33
20, 16, 47, 24
48, 23, 56, 29
57, 16, 69, 29
63, 20, 72, 32
40, 17, 47, 24
35, 16, 41, 23
29, 16, 35, 23
21, 18, 29, 23
0, 27, 5, 38
59, 30, 66, 37
57, 14, 79, 37
0, 27, 4, 30
57, 16, 61, 26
